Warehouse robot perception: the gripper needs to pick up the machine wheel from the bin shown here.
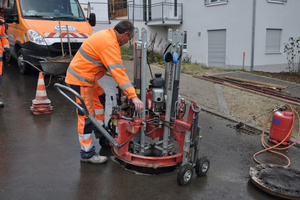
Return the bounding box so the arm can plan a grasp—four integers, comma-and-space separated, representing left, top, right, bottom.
99, 125, 115, 148
195, 156, 210, 177
177, 164, 194, 186
17, 49, 31, 75
99, 136, 110, 148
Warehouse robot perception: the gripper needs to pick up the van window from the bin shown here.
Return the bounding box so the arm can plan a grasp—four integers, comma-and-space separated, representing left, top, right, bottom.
70, 0, 84, 18
19, 0, 86, 21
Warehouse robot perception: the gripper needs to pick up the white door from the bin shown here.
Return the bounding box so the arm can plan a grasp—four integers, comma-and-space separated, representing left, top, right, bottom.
208, 30, 226, 68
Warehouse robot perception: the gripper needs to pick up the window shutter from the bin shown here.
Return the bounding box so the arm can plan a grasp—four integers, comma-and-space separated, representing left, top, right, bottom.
265, 29, 281, 53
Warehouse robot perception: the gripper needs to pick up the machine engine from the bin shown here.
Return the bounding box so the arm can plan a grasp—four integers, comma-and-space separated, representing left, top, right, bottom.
146, 73, 165, 115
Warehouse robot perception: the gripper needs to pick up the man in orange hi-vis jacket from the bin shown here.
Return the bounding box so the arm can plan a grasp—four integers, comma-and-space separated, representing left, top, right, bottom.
65, 20, 144, 164
0, 16, 10, 107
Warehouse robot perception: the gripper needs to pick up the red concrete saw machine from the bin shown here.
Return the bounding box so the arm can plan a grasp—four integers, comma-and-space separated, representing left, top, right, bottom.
55, 28, 210, 186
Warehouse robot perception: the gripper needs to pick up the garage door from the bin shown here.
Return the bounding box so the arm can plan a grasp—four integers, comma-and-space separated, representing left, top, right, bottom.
208, 30, 226, 68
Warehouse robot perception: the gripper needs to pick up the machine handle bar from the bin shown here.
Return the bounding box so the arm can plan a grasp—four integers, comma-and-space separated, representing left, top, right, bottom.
54, 83, 128, 148
191, 101, 201, 113
54, 83, 87, 114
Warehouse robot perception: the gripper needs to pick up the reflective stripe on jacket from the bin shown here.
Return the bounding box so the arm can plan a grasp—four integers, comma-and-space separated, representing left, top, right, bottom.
0, 18, 9, 49
65, 28, 137, 99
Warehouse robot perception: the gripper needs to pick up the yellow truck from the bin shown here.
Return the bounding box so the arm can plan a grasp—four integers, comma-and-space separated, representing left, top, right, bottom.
3, 0, 95, 74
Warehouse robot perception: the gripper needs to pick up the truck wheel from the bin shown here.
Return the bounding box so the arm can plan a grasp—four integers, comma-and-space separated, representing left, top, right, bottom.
177, 164, 194, 186
195, 156, 210, 177
17, 49, 31, 75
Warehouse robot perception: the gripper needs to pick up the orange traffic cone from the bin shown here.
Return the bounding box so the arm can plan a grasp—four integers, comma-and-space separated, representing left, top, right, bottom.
30, 72, 53, 115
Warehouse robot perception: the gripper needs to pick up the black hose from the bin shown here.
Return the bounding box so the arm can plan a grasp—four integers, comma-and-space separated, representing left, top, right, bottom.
163, 42, 172, 55
145, 127, 162, 135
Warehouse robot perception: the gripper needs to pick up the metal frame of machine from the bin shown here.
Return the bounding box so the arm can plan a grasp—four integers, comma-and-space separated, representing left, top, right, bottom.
55, 28, 210, 186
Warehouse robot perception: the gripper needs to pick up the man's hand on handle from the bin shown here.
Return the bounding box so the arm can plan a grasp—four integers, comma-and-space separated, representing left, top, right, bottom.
131, 97, 144, 113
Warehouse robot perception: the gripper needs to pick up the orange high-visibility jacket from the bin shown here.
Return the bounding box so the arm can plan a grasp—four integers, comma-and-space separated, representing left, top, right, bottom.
65, 28, 136, 100
0, 17, 9, 50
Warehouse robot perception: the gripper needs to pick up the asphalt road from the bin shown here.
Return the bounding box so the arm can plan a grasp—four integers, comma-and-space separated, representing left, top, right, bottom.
0, 60, 300, 200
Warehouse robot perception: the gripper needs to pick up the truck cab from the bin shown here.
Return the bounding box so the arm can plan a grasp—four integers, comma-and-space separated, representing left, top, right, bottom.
3, 0, 96, 74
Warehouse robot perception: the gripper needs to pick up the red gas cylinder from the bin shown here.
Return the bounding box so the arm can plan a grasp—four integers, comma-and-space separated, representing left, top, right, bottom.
268, 111, 293, 146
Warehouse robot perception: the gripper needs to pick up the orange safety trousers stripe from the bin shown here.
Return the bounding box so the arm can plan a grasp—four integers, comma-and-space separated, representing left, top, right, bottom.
74, 83, 105, 151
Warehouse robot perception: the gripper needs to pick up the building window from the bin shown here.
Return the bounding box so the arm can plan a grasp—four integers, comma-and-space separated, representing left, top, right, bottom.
205, 0, 228, 6
265, 29, 282, 54
267, 0, 287, 4
183, 31, 187, 51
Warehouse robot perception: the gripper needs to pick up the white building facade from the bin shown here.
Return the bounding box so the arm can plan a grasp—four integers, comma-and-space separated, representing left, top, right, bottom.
86, 0, 300, 72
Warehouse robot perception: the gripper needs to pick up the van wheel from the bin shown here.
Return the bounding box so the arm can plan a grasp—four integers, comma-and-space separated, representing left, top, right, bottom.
17, 49, 31, 75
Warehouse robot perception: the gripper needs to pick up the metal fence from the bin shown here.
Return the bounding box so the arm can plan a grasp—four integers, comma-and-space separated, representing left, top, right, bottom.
204, 0, 228, 6
84, 1, 182, 24
128, 2, 182, 23
267, 0, 287, 3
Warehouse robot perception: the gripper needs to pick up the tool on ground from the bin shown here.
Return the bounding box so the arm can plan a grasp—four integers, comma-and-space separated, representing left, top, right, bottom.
235, 104, 286, 128
54, 28, 210, 186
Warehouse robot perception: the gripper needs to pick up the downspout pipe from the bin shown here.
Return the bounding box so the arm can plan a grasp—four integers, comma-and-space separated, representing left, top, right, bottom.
250, 0, 256, 71
132, 0, 135, 25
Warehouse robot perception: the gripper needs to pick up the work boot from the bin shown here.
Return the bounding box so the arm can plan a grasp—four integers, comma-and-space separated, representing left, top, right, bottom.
80, 154, 107, 164
0, 101, 3, 107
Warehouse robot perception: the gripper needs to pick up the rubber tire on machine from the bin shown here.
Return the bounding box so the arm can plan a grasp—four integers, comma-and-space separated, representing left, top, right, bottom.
99, 127, 116, 148
99, 136, 110, 148
17, 49, 31, 75
195, 156, 210, 177
177, 164, 194, 186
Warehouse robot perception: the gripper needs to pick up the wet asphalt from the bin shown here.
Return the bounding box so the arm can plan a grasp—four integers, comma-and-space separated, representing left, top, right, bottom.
0, 60, 300, 200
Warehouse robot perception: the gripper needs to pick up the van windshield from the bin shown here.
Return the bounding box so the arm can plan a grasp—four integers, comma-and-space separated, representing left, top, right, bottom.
19, 0, 86, 21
